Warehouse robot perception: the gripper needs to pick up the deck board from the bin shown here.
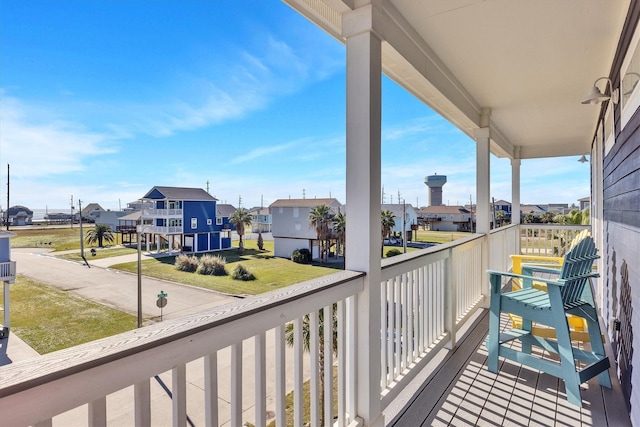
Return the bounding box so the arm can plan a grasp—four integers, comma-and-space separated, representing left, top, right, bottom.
388, 309, 631, 427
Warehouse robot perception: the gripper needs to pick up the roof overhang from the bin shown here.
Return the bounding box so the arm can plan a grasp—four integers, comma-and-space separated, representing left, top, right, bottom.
284, 0, 630, 160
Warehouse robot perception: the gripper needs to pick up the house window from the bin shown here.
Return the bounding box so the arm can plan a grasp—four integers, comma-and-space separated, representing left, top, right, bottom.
191, 218, 197, 229
295, 223, 301, 231
207, 219, 212, 225
293, 207, 299, 218
216, 217, 223, 225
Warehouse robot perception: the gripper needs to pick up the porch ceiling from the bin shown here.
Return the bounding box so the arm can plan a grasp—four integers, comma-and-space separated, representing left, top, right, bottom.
285, 0, 630, 159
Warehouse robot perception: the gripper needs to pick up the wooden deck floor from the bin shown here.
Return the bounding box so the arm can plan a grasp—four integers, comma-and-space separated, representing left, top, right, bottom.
387, 309, 631, 427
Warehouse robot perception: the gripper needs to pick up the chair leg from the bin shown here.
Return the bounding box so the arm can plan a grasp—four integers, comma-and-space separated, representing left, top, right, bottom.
583, 307, 612, 388
521, 317, 532, 355
553, 307, 583, 407
488, 274, 502, 373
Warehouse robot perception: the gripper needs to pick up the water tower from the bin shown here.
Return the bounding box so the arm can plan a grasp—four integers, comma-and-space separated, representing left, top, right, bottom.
424, 174, 447, 206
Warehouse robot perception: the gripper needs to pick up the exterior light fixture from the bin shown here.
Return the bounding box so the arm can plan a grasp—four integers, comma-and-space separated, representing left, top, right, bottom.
578, 155, 588, 163
582, 77, 619, 105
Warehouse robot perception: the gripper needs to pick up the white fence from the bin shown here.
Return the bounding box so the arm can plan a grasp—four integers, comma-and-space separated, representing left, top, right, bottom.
519, 224, 590, 256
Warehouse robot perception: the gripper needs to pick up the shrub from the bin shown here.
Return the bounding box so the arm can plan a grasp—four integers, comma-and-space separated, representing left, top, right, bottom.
231, 264, 256, 281
197, 254, 227, 276
291, 248, 312, 264
175, 254, 199, 272
386, 248, 403, 258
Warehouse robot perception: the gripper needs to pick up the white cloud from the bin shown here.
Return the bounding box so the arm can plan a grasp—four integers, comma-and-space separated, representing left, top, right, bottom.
0, 94, 119, 179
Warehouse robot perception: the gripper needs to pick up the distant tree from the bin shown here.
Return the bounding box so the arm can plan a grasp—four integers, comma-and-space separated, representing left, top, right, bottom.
581, 207, 591, 225
540, 211, 555, 224
523, 213, 541, 224
85, 224, 115, 248
229, 208, 252, 253
285, 305, 338, 425
309, 205, 332, 263
333, 211, 346, 258
495, 210, 506, 227
381, 210, 396, 256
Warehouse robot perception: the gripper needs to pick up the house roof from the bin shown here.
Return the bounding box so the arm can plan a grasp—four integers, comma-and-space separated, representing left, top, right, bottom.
142, 186, 217, 201
418, 205, 470, 215
82, 203, 104, 214
269, 198, 342, 208
119, 211, 141, 221
8, 205, 33, 216
249, 206, 270, 215
493, 200, 511, 206
216, 204, 237, 217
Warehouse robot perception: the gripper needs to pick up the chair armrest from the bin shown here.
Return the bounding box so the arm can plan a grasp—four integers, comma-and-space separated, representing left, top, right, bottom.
510, 254, 564, 274
487, 270, 566, 293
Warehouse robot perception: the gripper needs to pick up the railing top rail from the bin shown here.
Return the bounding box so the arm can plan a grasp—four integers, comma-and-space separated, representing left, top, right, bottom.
519, 224, 590, 231
489, 223, 519, 235
381, 232, 485, 271
0, 270, 364, 398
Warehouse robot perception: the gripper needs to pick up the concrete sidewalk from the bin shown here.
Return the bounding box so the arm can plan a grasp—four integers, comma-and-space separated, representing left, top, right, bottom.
11, 248, 237, 325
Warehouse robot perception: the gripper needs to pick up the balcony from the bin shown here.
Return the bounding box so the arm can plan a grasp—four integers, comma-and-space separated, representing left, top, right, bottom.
141, 208, 183, 219
0, 260, 16, 284
140, 225, 184, 235
0, 224, 627, 426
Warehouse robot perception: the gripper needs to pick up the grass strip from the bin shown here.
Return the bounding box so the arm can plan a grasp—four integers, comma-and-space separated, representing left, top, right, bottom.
0, 275, 136, 354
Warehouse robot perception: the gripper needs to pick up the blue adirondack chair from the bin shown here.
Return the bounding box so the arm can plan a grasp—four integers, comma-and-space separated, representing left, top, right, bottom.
487, 235, 611, 407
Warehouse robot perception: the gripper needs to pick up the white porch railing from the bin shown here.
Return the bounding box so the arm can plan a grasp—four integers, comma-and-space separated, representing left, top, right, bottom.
0, 260, 16, 283
0, 271, 364, 427
0, 226, 537, 426
141, 208, 183, 218
488, 224, 520, 271
379, 233, 486, 405
519, 224, 590, 256
142, 225, 183, 235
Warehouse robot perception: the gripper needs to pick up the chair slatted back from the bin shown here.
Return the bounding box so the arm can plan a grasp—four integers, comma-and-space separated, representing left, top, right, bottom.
558, 235, 598, 304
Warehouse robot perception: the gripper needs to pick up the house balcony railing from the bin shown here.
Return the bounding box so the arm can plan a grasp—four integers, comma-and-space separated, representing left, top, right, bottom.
140, 225, 183, 235
0, 260, 16, 284
0, 224, 592, 426
141, 208, 183, 218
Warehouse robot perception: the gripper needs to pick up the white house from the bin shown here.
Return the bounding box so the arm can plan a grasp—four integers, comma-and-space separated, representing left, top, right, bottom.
269, 198, 343, 259
418, 205, 473, 232
381, 203, 418, 240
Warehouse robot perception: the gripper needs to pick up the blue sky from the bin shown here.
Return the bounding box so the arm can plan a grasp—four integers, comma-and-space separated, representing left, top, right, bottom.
0, 0, 590, 212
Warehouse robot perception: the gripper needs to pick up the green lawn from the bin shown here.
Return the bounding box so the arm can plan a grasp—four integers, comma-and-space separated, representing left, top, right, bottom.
413, 229, 473, 244
60, 246, 137, 262
1, 275, 137, 354
111, 239, 343, 295
9, 226, 123, 251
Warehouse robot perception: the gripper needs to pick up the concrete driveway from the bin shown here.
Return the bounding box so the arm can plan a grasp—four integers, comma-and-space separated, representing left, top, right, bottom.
11, 248, 237, 322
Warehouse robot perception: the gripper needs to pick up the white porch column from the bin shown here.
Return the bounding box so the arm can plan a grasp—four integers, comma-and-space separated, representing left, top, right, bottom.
475, 109, 491, 306
343, 4, 384, 427
4, 281, 9, 329
511, 158, 521, 224
475, 110, 491, 234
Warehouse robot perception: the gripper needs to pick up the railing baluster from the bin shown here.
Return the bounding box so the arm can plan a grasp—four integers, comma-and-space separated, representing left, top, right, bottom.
310, 310, 319, 427
204, 353, 218, 427
255, 332, 266, 427
293, 317, 304, 427
346, 295, 356, 424
231, 343, 242, 427
324, 304, 333, 427
412, 268, 418, 360
380, 281, 387, 389
88, 397, 107, 427
394, 275, 401, 377
401, 272, 408, 370
172, 363, 187, 427
275, 325, 286, 427
134, 379, 151, 427
337, 300, 346, 427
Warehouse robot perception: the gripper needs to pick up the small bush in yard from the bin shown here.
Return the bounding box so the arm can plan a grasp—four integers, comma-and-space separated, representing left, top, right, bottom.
197, 254, 227, 276
386, 248, 402, 257
291, 248, 312, 264
175, 254, 199, 272
231, 264, 256, 281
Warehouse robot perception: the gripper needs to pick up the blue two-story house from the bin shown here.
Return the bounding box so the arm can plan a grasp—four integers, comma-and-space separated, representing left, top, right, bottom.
140, 186, 233, 254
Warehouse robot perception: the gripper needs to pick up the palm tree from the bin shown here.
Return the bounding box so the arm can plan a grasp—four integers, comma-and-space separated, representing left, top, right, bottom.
381, 210, 396, 256
85, 224, 115, 248
285, 305, 338, 425
229, 207, 252, 253
333, 211, 346, 259
309, 205, 332, 263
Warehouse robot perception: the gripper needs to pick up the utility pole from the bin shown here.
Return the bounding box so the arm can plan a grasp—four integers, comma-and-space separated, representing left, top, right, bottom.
302, 188, 306, 199
70, 195, 74, 228
206, 180, 210, 194
78, 199, 88, 267
5, 164, 9, 230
